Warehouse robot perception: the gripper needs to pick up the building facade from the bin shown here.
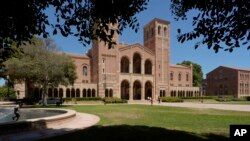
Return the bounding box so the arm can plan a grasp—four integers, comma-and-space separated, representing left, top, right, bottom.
206, 66, 250, 98
14, 18, 200, 100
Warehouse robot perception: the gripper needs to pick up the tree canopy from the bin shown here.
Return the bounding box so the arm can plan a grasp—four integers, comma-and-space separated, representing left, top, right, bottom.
0, 0, 148, 54
178, 60, 203, 87
3, 38, 77, 104
171, 0, 250, 53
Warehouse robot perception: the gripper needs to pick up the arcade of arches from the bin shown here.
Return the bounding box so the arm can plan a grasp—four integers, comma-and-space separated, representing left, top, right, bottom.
121, 80, 153, 100
120, 53, 153, 75
30, 87, 97, 100
170, 90, 200, 97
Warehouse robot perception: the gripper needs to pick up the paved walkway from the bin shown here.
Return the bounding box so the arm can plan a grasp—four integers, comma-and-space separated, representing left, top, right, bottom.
0, 113, 100, 141
129, 101, 250, 112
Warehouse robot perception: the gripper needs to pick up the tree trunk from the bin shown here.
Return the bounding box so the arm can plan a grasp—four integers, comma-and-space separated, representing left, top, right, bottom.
42, 84, 48, 106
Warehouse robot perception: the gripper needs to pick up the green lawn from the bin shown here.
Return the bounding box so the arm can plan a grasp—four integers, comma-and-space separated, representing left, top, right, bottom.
39, 104, 250, 141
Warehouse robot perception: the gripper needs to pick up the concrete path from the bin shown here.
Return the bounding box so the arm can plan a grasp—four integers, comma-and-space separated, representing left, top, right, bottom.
129, 101, 250, 112
0, 113, 100, 141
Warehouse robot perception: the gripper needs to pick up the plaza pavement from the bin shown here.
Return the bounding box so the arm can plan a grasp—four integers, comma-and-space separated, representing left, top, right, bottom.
0, 112, 100, 141
1, 101, 250, 141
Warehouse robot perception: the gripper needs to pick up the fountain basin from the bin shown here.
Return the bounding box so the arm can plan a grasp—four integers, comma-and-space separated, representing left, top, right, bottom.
0, 108, 76, 134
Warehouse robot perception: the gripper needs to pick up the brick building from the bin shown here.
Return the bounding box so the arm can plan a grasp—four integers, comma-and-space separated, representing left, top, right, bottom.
14, 18, 200, 101
206, 66, 250, 98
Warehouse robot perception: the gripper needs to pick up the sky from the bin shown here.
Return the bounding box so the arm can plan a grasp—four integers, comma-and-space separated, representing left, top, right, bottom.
50, 0, 249, 77
1, 0, 249, 85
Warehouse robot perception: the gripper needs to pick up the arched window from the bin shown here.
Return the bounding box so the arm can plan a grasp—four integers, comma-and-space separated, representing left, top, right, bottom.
83, 66, 88, 76
170, 72, 174, 80
145, 59, 152, 74
133, 53, 141, 74
164, 27, 167, 36
178, 73, 182, 81
121, 57, 129, 73
186, 73, 189, 81
158, 26, 161, 35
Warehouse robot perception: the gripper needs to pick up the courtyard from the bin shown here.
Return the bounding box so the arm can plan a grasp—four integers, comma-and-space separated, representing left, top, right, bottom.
1, 101, 250, 141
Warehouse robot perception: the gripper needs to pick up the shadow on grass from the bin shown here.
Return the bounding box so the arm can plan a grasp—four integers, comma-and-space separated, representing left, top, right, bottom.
39, 125, 228, 141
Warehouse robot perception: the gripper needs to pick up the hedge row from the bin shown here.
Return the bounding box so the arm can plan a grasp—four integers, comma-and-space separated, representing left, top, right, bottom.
63, 97, 102, 102
103, 97, 127, 104
161, 97, 183, 103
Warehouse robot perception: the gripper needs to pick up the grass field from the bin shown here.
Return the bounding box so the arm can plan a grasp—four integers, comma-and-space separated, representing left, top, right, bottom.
39, 104, 250, 141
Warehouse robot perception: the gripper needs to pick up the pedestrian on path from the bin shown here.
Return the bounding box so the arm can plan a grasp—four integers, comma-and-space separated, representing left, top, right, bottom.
12, 105, 20, 121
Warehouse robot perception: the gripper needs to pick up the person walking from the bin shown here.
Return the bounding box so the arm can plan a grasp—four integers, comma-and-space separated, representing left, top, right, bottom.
12, 106, 20, 121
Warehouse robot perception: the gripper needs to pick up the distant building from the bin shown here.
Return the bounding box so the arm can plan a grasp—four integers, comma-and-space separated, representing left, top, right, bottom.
206, 66, 250, 98
14, 18, 200, 100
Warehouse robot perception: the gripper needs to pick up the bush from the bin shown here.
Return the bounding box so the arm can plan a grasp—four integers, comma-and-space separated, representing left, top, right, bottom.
76, 97, 102, 101
182, 96, 215, 99
103, 97, 127, 104
245, 96, 250, 101
0, 86, 16, 100
62, 97, 102, 102
161, 97, 183, 103
214, 96, 243, 102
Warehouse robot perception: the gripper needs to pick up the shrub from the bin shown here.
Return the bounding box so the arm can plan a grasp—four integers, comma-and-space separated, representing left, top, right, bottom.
62, 97, 102, 102
0, 86, 16, 100
182, 96, 215, 99
103, 97, 127, 104
76, 97, 102, 101
245, 96, 250, 101
161, 97, 183, 102
214, 96, 242, 102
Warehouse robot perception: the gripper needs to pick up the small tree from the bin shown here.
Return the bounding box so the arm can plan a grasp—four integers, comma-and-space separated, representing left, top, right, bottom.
3, 38, 77, 105
178, 60, 203, 87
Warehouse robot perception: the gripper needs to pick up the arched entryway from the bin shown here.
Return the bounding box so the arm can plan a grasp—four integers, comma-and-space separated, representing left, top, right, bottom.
76, 89, 80, 97
48, 88, 52, 97
92, 89, 96, 97
66, 88, 70, 97
121, 80, 129, 100
82, 89, 86, 97
121, 56, 130, 73
59, 88, 63, 97
145, 81, 152, 99
54, 88, 58, 97
133, 80, 141, 100
71, 88, 75, 97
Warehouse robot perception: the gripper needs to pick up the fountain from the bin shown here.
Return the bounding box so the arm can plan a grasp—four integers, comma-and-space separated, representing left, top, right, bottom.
0, 106, 76, 134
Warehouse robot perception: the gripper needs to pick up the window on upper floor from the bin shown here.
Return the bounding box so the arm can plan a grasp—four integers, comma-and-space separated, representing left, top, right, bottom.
178, 73, 182, 81
170, 72, 174, 80
163, 27, 167, 36
145, 59, 152, 74
158, 26, 161, 36
186, 73, 189, 81
83, 66, 87, 76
